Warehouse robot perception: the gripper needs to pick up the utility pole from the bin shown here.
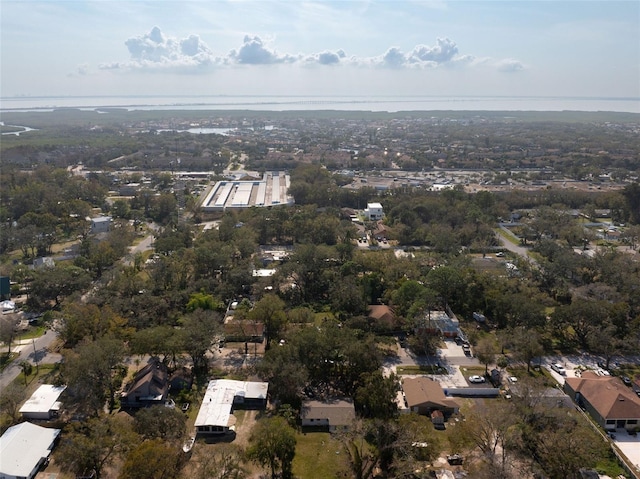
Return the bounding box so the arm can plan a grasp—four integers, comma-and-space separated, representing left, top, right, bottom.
32, 338, 39, 373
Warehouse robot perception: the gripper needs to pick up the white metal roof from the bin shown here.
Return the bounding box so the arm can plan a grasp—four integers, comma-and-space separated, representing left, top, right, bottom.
0, 422, 60, 478
19, 385, 66, 415
194, 379, 268, 428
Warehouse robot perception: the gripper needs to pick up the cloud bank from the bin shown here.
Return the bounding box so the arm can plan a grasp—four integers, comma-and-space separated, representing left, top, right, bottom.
99, 26, 525, 74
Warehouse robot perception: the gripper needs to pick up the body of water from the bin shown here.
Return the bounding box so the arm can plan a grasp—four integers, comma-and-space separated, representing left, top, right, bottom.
1, 95, 639, 113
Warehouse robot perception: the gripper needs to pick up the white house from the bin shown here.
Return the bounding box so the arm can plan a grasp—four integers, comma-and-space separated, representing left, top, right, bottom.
364, 202, 384, 221
19, 384, 66, 420
90, 216, 112, 234
0, 422, 60, 479
194, 379, 268, 435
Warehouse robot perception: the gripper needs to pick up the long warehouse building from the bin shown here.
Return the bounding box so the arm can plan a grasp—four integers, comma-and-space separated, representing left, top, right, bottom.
202, 171, 294, 212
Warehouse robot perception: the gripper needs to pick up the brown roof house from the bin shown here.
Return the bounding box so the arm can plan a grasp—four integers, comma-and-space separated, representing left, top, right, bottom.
301, 399, 356, 432
120, 358, 169, 408
564, 371, 640, 431
402, 377, 459, 420
223, 319, 264, 343
367, 305, 400, 333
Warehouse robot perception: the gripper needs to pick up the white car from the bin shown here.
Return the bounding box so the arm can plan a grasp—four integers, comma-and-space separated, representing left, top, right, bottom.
551, 363, 567, 375
468, 375, 486, 384
508, 376, 518, 383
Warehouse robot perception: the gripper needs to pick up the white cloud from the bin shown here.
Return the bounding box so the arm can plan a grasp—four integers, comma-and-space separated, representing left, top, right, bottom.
101, 28, 524, 74
408, 38, 458, 64
305, 49, 346, 65
101, 26, 216, 71
229, 35, 296, 64
496, 58, 526, 72
381, 47, 407, 68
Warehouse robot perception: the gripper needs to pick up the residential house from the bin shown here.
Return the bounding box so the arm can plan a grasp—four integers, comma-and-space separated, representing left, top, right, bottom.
402, 377, 460, 418
90, 216, 112, 234
364, 202, 384, 221
120, 358, 169, 408
0, 422, 61, 479
195, 380, 268, 435
301, 399, 355, 432
564, 371, 640, 431
223, 319, 264, 343
19, 385, 66, 420
32, 257, 55, 269
366, 304, 399, 332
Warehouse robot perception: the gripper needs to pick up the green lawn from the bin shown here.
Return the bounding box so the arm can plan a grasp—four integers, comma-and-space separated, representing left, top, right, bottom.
292, 432, 349, 479
16, 325, 47, 340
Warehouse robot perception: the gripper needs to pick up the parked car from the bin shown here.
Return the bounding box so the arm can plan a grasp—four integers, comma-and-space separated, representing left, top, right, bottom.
508, 376, 518, 384
468, 375, 486, 384
622, 376, 632, 386
551, 363, 567, 375
495, 252, 505, 257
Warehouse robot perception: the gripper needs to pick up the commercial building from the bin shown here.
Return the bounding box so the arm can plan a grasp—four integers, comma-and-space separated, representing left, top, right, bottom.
201, 171, 293, 212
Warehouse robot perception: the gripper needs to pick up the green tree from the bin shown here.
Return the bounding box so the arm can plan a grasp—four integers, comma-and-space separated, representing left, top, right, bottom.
28, 264, 92, 309
474, 336, 498, 375
178, 309, 220, 373
118, 439, 182, 479
19, 360, 33, 386
189, 444, 247, 479
248, 294, 287, 350
57, 415, 137, 479
246, 416, 297, 479
0, 317, 16, 357
343, 437, 377, 479
62, 336, 127, 415
0, 382, 26, 425
354, 372, 400, 420
133, 405, 186, 442
511, 328, 544, 372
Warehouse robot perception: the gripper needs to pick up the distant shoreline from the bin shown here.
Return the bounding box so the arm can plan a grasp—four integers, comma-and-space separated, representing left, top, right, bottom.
1, 95, 639, 114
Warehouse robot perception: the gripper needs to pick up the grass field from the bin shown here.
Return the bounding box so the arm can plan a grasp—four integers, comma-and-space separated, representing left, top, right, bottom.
292, 432, 349, 479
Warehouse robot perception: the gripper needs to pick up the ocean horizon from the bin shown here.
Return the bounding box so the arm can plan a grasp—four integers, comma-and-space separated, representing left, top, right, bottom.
1, 95, 639, 114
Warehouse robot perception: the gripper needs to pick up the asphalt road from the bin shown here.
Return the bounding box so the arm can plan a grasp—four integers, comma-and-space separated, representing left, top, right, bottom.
0, 329, 61, 390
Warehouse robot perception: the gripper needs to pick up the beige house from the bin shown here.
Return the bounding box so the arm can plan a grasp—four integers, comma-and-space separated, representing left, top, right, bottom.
402, 377, 459, 418
564, 371, 640, 431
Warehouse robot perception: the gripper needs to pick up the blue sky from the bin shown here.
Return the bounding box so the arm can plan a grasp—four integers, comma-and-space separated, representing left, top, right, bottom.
1, 1, 638, 100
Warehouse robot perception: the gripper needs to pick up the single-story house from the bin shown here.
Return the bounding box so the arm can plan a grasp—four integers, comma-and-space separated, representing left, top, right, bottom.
0, 422, 60, 479
402, 377, 460, 418
223, 319, 264, 343
195, 379, 268, 435
19, 384, 66, 420
301, 399, 355, 432
32, 257, 55, 269
120, 358, 169, 408
564, 371, 640, 431
632, 377, 640, 396
366, 305, 399, 332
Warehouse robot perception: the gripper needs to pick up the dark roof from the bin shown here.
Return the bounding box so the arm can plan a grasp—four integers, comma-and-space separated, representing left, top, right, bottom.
122, 358, 168, 400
